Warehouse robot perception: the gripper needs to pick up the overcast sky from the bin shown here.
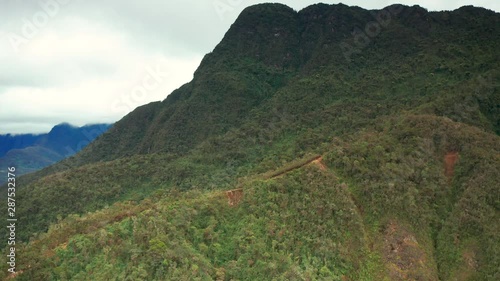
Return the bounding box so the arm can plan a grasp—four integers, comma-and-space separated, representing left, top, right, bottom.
0, 0, 498, 134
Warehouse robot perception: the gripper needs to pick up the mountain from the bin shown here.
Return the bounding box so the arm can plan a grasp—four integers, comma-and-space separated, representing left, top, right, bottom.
0, 123, 112, 184
1, 3, 499, 280
0, 134, 39, 158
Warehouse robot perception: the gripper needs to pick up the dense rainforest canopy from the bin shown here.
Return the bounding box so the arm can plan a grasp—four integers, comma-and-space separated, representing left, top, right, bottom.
1, 3, 498, 280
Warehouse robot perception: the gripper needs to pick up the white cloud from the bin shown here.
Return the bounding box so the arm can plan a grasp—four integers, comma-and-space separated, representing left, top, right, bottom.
0, 0, 498, 134
0, 53, 202, 134
0, 14, 202, 134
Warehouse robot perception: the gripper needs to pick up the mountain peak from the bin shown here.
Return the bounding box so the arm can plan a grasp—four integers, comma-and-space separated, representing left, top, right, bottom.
2, 3, 499, 280
49, 122, 76, 133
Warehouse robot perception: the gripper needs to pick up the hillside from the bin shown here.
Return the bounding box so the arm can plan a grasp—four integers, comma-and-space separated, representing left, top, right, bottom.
1, 3, 499, 281
0, 123, 111, 184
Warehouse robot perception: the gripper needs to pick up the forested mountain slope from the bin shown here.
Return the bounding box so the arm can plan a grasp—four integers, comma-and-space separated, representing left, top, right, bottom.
1, 3, 498, 280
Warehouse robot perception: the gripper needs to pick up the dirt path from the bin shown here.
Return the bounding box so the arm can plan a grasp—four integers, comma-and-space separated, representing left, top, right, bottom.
223, 155, 328, 206
266, 155, 326, 179
311, 156, 327, 171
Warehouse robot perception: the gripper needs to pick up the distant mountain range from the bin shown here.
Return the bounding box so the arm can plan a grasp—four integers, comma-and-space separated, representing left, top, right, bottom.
0, 123, 112, 184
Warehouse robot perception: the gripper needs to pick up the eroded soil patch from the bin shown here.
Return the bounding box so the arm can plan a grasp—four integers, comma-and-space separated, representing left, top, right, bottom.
444, 151, 459, 182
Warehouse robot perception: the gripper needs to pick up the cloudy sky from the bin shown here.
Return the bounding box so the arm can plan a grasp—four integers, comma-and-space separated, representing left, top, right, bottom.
0, 0, 498, 134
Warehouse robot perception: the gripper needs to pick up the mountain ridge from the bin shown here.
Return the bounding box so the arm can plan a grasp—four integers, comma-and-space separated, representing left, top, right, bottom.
1, 3, 498, 280
26, 3, 498, 175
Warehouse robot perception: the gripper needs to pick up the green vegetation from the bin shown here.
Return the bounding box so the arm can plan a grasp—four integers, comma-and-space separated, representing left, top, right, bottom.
1, 3, 498, 280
